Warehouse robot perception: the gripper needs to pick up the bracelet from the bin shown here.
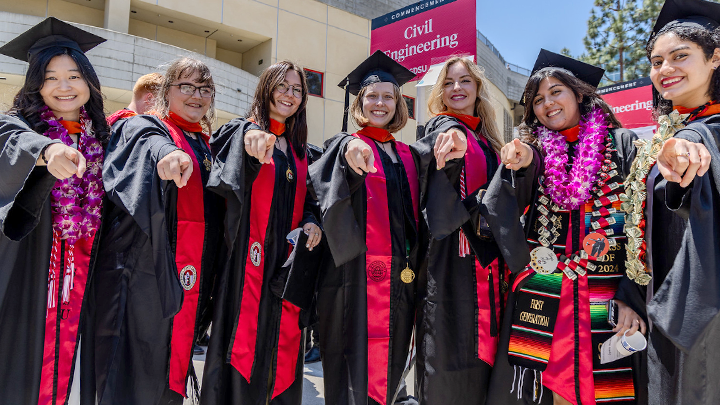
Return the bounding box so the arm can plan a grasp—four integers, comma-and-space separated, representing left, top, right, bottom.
40, 144, 51, 164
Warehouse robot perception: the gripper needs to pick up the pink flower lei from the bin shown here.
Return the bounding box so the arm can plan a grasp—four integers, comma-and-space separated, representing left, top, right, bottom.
537, 107, 607, 210
41, 106, 104, 244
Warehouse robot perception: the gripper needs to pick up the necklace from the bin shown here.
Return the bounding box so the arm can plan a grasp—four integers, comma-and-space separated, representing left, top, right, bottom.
537, 107, 607, 210
620, 110, 687, 285
41, 106, 104, 244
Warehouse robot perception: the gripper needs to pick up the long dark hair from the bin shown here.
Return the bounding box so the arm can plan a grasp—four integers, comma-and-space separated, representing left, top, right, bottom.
647, 24, 720, 117
9, 46, 110, 143
247, 60, 308, 159
518, 67, 622, 146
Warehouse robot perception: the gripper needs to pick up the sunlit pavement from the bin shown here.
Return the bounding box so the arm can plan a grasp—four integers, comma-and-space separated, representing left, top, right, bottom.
187, 350, 415, 405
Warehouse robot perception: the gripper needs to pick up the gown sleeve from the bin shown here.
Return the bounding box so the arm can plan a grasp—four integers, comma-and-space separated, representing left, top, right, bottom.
0, 114, 58, 241
207, 118, 262, 248
307, 132, 367, 267
647, 121, 720, 351
480, 145, 542, 273
102, 114, 183, 318
410, 115, 467, 240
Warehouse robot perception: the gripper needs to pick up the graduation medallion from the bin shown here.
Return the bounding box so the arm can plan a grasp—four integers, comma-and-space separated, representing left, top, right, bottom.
529, 246, 558, 275
179, 265, 197, 291
250, 242, 262, 267
203, 155, 212, 172
583, 232, 609, 258
286, 168, 294, 182
400, 266, 415, 284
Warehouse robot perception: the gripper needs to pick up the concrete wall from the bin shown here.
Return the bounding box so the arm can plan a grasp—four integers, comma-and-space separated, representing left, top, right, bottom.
314, 0, 417, 20
476, 35, 528, 103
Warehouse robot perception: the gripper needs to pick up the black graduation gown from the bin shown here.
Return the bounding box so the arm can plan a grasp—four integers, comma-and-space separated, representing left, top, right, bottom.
92, 115, 224, 405
645, 113, 720, 405
482, 128, 648, 405
200, 118, 318, 405
410, 115, 502, 404
307, 132, 421, 405
0, 113, 104, 405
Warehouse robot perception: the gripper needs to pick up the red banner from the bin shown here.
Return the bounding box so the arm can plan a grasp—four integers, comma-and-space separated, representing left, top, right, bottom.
371, 0, 476, 81
599, 77, 656, 139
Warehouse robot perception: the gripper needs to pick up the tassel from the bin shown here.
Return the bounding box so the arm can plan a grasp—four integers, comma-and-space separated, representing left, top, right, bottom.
538, 371, 544, 403
510, 365, 517, 394
62, 245, 76, 304
459, 165, 470, 257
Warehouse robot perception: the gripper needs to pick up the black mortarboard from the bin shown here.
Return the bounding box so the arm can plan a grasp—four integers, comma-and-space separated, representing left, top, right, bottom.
338, 50, 415, 132
652, 0, 720, 39
0, 17, 105, 62
530, 49, 605, 89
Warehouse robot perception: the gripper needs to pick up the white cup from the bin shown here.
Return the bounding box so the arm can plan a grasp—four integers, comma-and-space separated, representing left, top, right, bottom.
616, 330, 647, 356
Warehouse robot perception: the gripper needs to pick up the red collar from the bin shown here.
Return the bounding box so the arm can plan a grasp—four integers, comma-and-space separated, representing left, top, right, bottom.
107, 109, 137, 126
674, 101, 720, 121
60, 120, 82, 134
560, 125, 580, 142
168, 111, 203, 133
269, 118, 286, 136
437, 111, 481, 131
357, 126, 395, 143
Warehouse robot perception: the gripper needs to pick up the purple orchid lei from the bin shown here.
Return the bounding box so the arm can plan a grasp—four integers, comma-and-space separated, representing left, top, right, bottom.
40, 106, 104, 244
537, 107, 607, 210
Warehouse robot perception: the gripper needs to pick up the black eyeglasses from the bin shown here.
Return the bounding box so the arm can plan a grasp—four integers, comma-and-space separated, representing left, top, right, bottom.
276, 82, 303, 98
171, 83, 215, 98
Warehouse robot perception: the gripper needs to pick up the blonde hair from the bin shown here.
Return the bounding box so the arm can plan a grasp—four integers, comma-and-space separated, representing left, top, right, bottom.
349, 83, 409, 133
428, 57, 503, 153
153, 57, 216, 133
133, 72, 163, 98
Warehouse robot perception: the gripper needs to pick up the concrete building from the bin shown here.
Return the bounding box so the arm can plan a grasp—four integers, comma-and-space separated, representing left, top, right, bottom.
0, 0, 528, 145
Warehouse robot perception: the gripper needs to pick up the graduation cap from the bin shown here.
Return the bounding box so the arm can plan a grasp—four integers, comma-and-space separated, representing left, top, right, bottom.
652, 0, 720, 38
337, 50, 415, 132
0, 17, 105, 62
531, 49, 605, 89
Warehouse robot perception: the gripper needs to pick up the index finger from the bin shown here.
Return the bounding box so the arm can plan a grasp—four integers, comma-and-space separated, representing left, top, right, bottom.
365, 149, 377, 173
75, 151, 87, 178
179, 159, 193, 187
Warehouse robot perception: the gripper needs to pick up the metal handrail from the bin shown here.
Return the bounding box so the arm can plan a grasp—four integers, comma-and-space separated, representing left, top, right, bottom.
476, 30, 531, 76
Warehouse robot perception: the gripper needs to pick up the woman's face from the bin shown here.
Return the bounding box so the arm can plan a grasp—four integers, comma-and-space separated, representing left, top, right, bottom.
269, 69, 302, 123
39, 54, 90, 122
532, 76, 582, 131
441, 62, 477, 116
361, 82, 396, 129
167, 70, 212, 124
650, 32, 720, 108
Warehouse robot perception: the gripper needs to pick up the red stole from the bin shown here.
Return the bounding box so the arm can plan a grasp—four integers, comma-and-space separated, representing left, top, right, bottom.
457, 122, 502, 366
230, 142, 308, 399
39, 235, 95, 405
161, 118, 208, 397
355, 133, 419, 405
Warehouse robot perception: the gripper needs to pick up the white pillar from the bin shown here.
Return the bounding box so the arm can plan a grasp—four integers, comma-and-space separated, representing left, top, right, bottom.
104, 0, 130, 33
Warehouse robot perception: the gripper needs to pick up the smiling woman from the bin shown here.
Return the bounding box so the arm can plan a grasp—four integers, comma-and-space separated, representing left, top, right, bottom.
483, 49, 647, 405
0, 16, 109, 405
637, 1, 720, 404
200, 60, 321, 405
92, 57, 226, 405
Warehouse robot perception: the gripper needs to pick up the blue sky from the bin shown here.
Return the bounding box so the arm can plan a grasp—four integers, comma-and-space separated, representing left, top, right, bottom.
476, 0, 596, 70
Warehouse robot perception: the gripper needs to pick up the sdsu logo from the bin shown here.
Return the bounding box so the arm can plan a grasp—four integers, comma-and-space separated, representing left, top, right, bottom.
179, 265, 197, 291
250, 242, 262, 266
367, 261, 387, 282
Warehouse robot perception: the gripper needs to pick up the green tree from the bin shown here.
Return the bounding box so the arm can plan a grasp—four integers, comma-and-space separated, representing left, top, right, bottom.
560, 47, 573, 57
581, 0, 720, 85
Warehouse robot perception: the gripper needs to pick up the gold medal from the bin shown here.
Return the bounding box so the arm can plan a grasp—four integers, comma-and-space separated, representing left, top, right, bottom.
286, 168, 294, 182
400, 266, 415, 284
